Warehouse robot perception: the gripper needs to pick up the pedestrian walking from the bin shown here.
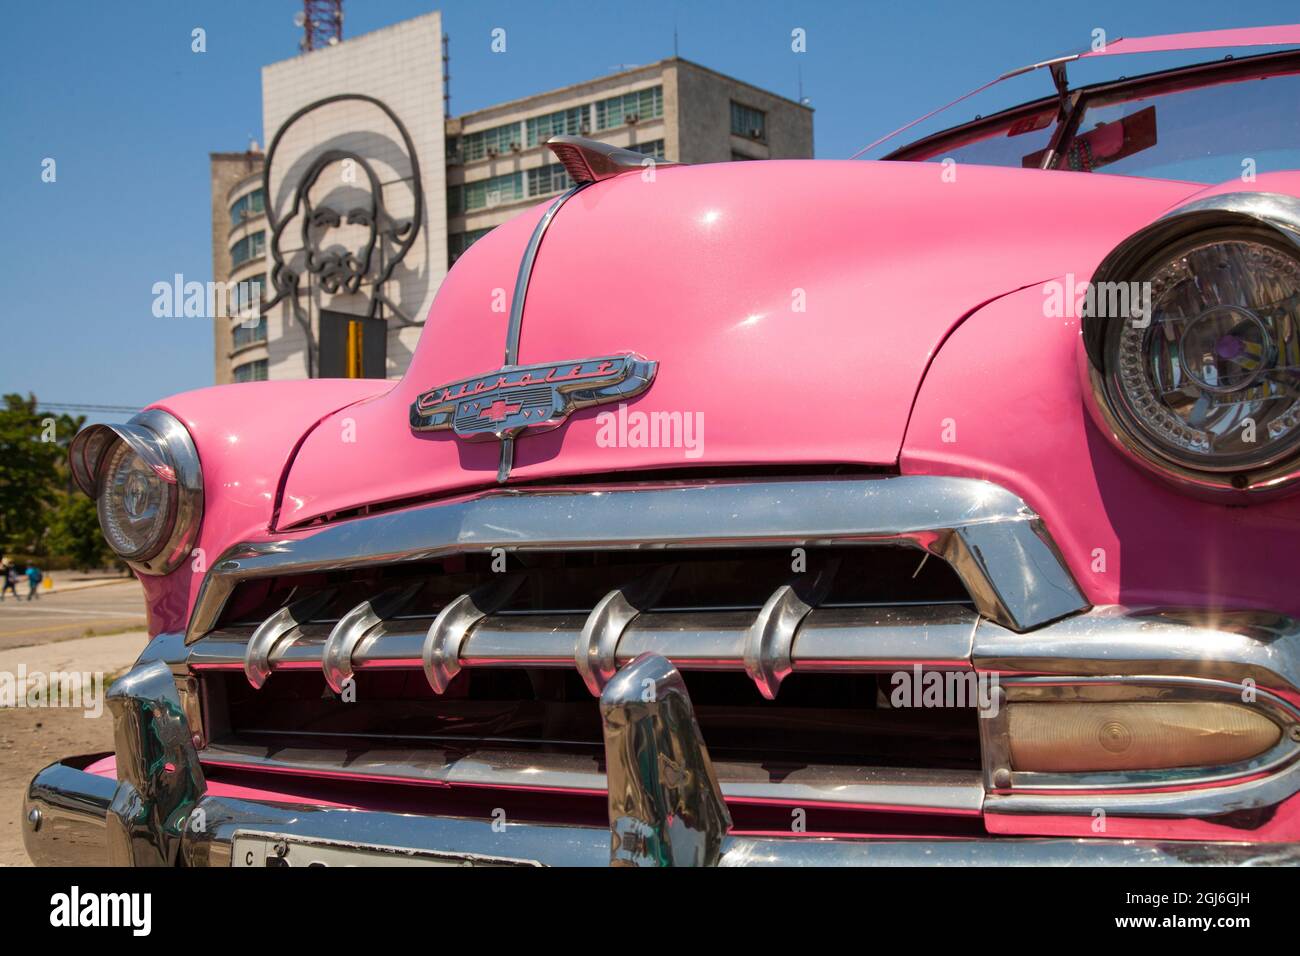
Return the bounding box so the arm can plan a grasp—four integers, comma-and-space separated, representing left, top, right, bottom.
25, 563, 43, 600
0, 562, 19, 601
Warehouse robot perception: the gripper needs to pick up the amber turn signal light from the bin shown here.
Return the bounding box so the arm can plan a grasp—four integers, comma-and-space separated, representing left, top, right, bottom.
1008, 701, 1281, 773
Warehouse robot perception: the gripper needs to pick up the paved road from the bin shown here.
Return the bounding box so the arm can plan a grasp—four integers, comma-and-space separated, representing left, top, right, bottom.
0, 580, 147, 650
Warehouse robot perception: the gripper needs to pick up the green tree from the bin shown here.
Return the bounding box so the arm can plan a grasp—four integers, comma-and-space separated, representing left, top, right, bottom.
45, 494, 109, 570
0, 394, 84, 555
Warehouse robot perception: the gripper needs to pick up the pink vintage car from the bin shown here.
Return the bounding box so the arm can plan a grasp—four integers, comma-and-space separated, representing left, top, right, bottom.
24, 25, 1300, 867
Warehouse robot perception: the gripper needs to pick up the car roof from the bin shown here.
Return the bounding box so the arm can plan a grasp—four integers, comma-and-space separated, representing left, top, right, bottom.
1002, 23, 1300, 79
856, 24, 1300, 159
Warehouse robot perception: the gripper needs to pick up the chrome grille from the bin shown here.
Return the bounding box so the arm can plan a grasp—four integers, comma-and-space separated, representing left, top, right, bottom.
182, 478, 1088, 825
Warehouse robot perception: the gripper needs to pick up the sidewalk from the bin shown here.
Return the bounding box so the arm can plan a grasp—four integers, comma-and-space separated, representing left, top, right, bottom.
0, 631, 145, 867
15, 571, 134, 597
0, 630, 147, 677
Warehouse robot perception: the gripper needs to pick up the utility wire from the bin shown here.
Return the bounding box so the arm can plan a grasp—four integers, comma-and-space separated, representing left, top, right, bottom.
33, 402, 141, 413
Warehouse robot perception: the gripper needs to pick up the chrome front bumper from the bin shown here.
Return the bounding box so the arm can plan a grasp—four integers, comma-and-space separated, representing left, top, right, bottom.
24, 759, 1300, 866
23, 648, 1300, 867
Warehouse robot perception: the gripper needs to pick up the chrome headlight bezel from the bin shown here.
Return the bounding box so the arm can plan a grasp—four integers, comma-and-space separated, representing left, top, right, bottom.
1080, 192, 1300, 497
69, 409, 203, 575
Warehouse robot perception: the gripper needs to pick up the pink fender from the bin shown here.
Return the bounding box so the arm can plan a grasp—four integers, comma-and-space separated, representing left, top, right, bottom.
901, 279, 1300, 617
137, 379, 393, 634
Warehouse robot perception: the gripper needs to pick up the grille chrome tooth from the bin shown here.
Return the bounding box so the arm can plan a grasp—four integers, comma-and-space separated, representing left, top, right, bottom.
243, 589, 336, 689
576, 565, 677, 696
422, 574, 525, 694
321, 583, 422, 693
744, 560, 839, 700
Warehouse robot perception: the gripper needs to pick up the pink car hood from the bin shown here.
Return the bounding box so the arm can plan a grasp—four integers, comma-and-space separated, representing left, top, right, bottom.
279, 160, 1201, 528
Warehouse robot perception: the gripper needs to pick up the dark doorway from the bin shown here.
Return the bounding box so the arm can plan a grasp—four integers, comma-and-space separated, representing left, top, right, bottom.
318, 310, 387, 378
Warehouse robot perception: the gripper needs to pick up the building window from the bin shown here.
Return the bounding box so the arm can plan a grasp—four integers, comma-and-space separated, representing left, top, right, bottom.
463, 172, 525, 212
526, 106, 588, 146
527, 162, 573, 198
595, 86, 663, 130
448, 227, 496, 266
730, 101, 766, 142
230, 273, 266, 313
230, 231, 265, 267
462, 121, 523, 161
233, 359, 268, 382
229, 189, 265, 226
627, 139, 666, 159
447, 185, 463, 216
232, 316, 267, 350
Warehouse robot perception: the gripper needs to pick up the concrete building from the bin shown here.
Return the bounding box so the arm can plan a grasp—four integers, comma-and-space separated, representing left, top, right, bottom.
209, 149, 265, 385
447, 57, 814, 265
212, 11, 812, 384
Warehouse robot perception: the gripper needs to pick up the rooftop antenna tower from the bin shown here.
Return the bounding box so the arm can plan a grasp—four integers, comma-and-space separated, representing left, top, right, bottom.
297, 0, 344, 52
443, 32, 451, 117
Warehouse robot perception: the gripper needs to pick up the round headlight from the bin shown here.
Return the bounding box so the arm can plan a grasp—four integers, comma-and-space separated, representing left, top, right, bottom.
1083, 195, 1300, 495
97, 441, 173, 560
1108, 230, 1300, 472
69, 409, 203, 574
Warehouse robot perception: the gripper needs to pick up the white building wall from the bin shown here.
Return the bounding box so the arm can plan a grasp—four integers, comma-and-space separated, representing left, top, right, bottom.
260, 11, 445, 380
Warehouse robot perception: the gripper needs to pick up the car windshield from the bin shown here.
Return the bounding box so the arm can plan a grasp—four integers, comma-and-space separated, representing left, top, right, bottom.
893, 66, 1300, 183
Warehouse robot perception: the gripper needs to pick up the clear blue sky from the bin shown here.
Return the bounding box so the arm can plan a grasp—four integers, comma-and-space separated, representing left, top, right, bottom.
2, 0, 1296, 423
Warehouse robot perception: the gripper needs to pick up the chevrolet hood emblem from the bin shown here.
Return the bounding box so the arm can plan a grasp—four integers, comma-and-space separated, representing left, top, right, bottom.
409, 353, 657, 441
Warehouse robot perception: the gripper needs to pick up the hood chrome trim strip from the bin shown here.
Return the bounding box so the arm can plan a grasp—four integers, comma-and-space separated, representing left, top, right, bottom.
504, 183, 588, 367
497, 182, 589, 482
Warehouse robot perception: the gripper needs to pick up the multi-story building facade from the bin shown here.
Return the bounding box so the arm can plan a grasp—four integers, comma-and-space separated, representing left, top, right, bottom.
446, 57, 813, 266
212, 12, 812, 384
209, 149, 266, 385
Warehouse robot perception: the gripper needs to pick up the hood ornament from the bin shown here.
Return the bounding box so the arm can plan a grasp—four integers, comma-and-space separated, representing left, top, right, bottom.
546, 135, 681, 184
410, 353, 656, 441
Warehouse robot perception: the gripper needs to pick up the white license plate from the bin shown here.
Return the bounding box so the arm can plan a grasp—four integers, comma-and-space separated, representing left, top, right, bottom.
231, 832, 531, 867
